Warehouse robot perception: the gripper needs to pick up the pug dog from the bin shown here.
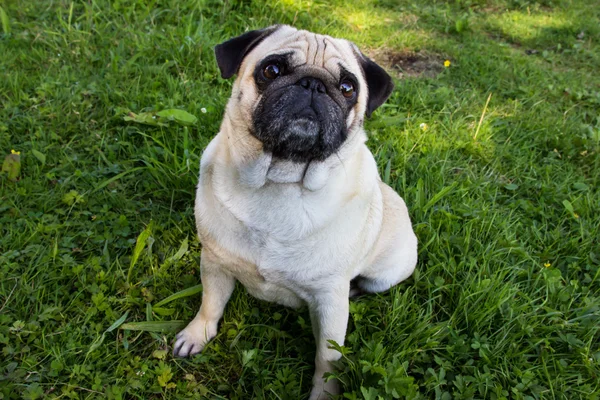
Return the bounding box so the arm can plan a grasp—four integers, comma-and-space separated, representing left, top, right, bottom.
173, 25, 418, 399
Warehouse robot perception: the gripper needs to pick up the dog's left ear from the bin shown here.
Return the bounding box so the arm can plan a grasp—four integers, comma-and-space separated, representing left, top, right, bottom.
355, 50, 395, 117
215, 25, 280, 79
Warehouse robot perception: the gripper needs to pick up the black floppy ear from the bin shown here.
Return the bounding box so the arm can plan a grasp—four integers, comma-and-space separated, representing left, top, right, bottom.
358, 53, 395, 117
214, 26, 280, 79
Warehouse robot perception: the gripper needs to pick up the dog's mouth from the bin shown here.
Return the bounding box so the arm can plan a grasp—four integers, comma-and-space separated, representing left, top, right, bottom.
271, 116, 320, 156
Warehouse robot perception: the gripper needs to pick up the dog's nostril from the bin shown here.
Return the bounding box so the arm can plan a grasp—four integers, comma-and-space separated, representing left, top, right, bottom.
316, 82, 325, 93
299, 78, 311, 89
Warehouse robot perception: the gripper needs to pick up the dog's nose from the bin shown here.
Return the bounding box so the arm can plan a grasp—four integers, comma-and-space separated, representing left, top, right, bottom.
297, 77, 326, 94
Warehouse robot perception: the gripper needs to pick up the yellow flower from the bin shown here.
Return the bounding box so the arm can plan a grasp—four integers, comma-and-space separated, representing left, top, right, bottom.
11, 149, 20, 155
419, 123, 429, 131
544, 262, 551, 268
444, 60, 451, 68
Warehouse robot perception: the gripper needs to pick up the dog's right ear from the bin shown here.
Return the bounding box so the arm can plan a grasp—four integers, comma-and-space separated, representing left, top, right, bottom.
215, 26, 280, 79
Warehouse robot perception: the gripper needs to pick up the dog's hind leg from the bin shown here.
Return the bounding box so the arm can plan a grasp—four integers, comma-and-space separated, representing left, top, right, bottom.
355, 184, 418, 294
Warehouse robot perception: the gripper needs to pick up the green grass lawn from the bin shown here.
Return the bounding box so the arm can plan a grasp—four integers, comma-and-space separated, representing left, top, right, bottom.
1, 0, 599, 398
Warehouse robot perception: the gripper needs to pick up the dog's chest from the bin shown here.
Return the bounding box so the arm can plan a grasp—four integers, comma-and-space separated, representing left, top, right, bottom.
197, 172, 375, 294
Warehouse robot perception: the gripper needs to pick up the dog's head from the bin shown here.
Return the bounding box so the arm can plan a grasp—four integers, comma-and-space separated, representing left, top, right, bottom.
215, 25, 393, 163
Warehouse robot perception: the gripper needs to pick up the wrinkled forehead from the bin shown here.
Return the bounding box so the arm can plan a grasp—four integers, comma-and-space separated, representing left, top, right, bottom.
242, 27, 362, 79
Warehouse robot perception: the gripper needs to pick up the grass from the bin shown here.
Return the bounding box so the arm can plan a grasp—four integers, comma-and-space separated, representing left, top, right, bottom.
1, 0, 599, 398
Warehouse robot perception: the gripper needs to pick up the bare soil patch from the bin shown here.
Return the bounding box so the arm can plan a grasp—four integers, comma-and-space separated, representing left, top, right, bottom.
367, 48, 446, 79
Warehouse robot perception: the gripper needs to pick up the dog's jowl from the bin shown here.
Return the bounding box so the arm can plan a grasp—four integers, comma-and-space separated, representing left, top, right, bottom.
173, 25, 418, 400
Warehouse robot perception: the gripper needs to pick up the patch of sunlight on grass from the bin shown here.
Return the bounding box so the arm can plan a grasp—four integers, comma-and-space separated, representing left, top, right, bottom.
275, 0, 433, 50
330, 7, 433, 49
278, 0, 314, 11
486, 11, 571, 43
339, 8, 388, 31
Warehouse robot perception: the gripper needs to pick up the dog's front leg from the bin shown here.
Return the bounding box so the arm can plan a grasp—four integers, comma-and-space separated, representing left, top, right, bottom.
308, 285, 350, 400
173, 249, 235, 357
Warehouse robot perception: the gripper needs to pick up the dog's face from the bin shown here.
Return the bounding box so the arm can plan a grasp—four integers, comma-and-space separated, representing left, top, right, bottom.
215, 25, 394, 163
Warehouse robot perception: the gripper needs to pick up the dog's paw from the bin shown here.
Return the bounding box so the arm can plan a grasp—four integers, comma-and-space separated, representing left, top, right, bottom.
172, 319, 217, 358
309, 378, 339, 400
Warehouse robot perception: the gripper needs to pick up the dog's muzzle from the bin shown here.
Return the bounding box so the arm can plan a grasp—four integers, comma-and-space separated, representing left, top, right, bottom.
253, 68, 348, 163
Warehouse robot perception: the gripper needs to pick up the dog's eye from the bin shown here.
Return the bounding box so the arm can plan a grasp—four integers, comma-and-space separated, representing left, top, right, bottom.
340, 80, 355, 98
263, 64, 281, 80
